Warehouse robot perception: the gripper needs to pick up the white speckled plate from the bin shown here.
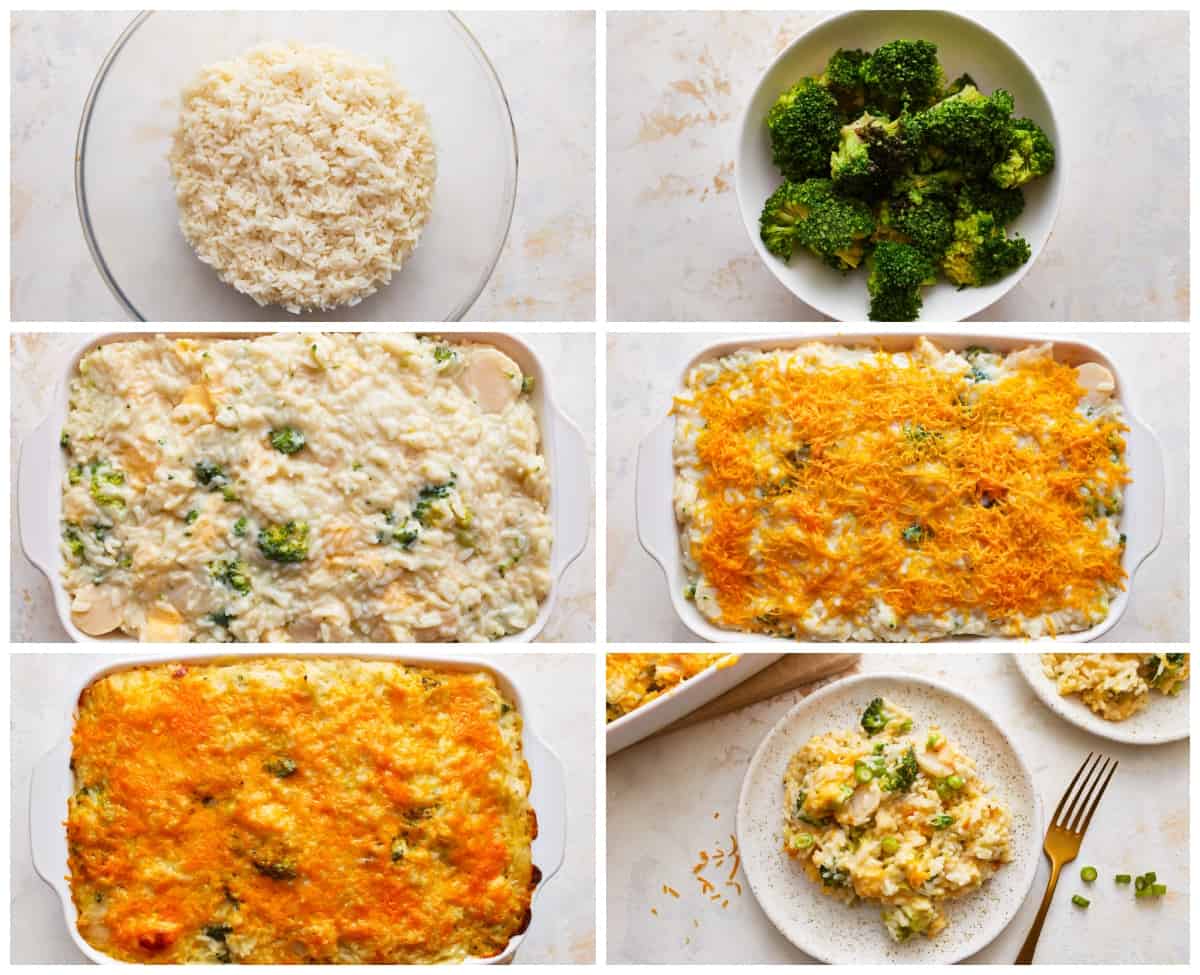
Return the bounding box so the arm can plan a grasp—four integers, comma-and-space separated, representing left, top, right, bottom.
737, 672, 1041, 964
1014, 654, 1189, 745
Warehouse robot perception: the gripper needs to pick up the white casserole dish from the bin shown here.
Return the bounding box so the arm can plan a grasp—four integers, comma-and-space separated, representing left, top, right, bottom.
606, 652, 782, 755
636, 331, 1164, 644
19, 331, 590, 643
29, 650, 567, 966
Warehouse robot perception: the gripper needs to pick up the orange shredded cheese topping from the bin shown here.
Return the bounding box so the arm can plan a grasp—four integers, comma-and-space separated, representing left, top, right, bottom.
676, 345, 1128, 638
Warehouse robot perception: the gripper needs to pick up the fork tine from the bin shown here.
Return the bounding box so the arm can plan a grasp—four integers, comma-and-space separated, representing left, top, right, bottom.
1058, 753, 1101, 828
1068, 756, 1111, 833
1052, 752, 1093, 826
1075, 759, 1118, 837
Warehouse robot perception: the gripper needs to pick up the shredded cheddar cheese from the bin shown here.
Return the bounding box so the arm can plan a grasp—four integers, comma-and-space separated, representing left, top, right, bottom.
673, 339, 1128, 641
67, 659, 536, 964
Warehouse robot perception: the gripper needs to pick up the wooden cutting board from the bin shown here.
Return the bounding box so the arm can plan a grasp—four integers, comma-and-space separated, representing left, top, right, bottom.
653, 653, 860, 738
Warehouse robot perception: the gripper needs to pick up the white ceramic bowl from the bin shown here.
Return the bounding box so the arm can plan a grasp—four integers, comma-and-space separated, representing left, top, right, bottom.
77, 11, 517, 322
735, 10, 1062, 322
29, 650, 566, 965
737, 671, 1041, 964
19, 332, 589, 643
605, 652, 782, 755
1013, 653, 1190, 745
636, 330, 1164, 644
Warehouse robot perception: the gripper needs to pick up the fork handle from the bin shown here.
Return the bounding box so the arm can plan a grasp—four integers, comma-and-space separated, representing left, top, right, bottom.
1016, 858, 1063, 964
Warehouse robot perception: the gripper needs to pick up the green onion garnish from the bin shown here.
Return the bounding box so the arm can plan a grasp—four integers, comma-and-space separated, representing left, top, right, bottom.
1151, 883, 1166, 896
1080, 866, 1097, 882
1071, 894, 1090, 908
1115, 874, 1131, 884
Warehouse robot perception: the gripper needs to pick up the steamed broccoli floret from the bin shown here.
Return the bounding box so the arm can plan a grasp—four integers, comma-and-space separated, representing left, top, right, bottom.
257, 521, 310, 563
907, 85, 1015, 174
879, 747, 919, 793
868, 242, 936, 321
209, 559, 251, 595
861, 698, 890, 734
830, 113, 916, 198
862, 40, 944, 114
891, 168, 963, 205
956, 180, 1026, 226
766, 78, 843, 180
760, 179, 875, 268
820, 48, 869, 117
942, 72, 977, 98
269, 427, 306, 454
877, 195, 954, 261
991, 116, 1055, 188
88, 461, 126, 510
941, 212, 1031, 287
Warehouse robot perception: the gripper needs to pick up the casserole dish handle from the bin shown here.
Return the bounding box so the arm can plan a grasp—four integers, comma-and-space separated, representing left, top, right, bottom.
550, 411, 591, 575
634, 415, 677, 573
30, 740, 70, 889
524, 734, 567, 883
19, 416, 61, 578
1125, 415, 1165, 575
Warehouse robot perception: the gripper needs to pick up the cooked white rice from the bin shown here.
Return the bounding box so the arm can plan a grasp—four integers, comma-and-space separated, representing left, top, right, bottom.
169, 42, 436, 313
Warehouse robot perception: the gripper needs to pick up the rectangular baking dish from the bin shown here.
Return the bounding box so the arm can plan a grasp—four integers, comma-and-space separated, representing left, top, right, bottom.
29, 650, 567, 966
606, 652, 783, 754
636, 331, 1165, 645
19, 331, 590, 643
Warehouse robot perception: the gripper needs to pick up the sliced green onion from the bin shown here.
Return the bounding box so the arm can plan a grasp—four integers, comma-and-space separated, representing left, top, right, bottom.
1151, 884, 1166, 896
1071, 894, 1090, 908
1135, 876, 1148, 892
854, 760, 874, 783
1080, 866, 1098, 882
880, 836, 899, 855
1115, 874, 1131, 884
791, 832, 814, 850
926, 732, 943, 749
1144, 871, 1157, 884
946, 774, 964, 790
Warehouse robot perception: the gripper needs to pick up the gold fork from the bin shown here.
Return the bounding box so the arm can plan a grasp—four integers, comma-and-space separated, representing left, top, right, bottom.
1016, 752, 1118, 964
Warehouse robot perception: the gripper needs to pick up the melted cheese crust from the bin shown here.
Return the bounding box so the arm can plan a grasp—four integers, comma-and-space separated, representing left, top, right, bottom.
673, 339, 1128, 641
605, 653, 736, 722
67, 658, 536, 964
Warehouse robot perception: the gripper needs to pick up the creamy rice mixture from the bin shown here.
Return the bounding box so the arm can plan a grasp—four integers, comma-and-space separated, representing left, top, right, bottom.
59, 333, 550, 642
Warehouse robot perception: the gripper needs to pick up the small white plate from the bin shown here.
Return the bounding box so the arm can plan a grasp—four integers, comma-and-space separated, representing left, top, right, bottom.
737, 672, 1041, 964
1013, 654, 1190, 746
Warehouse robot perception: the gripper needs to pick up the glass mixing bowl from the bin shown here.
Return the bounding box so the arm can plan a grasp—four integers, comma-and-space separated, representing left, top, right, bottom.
76, 11, 517, 322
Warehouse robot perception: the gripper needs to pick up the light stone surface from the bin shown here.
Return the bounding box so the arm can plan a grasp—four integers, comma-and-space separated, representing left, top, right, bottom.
607, 653, 1189, 964
10, 332, 595, 643
10, 652, 596, 964
10, 11, 595, 322
607, 11, 1189, 321
607, 331, 1189, 642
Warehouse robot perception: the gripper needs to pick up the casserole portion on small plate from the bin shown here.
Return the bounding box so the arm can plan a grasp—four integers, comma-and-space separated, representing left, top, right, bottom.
637, 332, 1164, 644
1014, 652, 1189, 745
737, 672, 1040, 964
31, 653, 566, 965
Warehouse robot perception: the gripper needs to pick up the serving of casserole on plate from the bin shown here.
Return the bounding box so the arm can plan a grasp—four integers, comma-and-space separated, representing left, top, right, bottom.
738, 672, 1039, 964
31, 654, 566, 965
638, 333, 1164, 644
20, 332, 589, 643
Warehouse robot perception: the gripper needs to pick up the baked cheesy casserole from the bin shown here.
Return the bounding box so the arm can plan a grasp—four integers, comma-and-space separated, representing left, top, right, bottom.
1041, 653, 1189, 721
783, 698, 1011, 942
674, 338, 1128, 640
58, 333, 551, 642
605, 653, 736, 722
67, 658, 537, 964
